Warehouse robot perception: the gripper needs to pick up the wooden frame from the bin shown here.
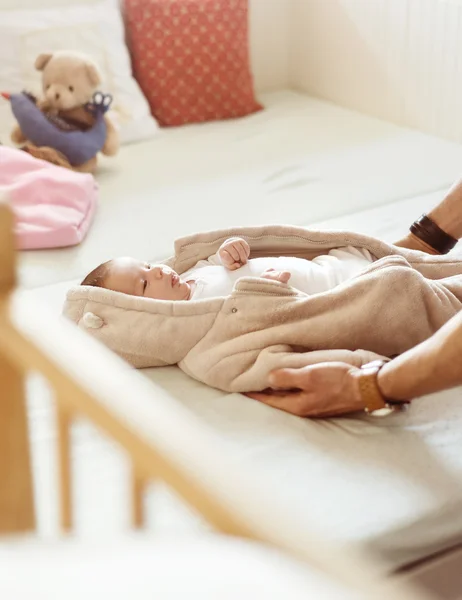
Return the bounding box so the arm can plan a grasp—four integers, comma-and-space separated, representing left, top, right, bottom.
0, 204, 429, 599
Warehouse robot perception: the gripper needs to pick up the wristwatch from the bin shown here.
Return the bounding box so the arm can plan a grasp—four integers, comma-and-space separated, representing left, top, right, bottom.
353, 360, 409, 417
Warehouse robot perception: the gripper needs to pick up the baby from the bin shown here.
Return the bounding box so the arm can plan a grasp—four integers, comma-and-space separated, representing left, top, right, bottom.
81, 237, 375, 300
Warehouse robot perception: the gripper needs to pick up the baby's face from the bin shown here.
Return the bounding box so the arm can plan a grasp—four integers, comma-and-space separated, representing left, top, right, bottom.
105, 258, 191, 301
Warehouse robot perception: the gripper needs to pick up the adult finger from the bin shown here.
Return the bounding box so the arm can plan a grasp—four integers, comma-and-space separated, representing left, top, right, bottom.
244, 390, 307, 410
245, 390, 354, 419
268, 367, 315, 390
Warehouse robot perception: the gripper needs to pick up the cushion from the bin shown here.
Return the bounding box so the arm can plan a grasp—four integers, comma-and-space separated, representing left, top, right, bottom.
0, 0, 159, 146
0, 146, 98, 250
124, 0, 263, 126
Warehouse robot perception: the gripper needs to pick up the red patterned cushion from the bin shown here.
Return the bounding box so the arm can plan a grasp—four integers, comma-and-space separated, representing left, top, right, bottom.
124, 0, 262, 126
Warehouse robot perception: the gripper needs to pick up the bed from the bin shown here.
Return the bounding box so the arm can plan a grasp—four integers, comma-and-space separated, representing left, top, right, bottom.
16, 90, 462, 577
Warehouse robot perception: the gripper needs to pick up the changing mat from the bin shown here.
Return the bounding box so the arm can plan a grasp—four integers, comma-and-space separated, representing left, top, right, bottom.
0, 146, 98, 249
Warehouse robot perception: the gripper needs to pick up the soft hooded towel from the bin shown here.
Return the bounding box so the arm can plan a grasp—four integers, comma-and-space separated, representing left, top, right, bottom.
64, 225, 462, 392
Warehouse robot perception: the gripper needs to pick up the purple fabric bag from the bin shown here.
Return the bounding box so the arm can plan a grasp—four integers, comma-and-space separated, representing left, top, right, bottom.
8, 92, 111, 166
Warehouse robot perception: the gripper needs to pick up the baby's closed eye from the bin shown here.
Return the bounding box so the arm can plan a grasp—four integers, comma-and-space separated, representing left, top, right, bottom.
141, 264, 152, 293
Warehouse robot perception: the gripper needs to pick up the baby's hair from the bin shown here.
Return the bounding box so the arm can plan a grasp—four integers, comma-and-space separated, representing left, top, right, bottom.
81, 260, 112, 288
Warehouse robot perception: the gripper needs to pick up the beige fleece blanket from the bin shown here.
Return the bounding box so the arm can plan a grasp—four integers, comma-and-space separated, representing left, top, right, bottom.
63, 225, 462, 392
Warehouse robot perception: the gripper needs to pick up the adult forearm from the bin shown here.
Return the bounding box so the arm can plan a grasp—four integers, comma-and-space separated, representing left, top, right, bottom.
428, 177, 462, 239
377, 310, 462, 400
395, 177, 462, 253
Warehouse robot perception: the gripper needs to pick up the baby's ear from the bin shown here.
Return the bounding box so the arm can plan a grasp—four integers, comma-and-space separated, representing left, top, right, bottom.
85, 62, 102, 87
35, 53, 53, 71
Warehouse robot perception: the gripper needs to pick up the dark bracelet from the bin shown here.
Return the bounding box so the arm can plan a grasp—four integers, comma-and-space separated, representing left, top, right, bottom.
410, 214, 458, 255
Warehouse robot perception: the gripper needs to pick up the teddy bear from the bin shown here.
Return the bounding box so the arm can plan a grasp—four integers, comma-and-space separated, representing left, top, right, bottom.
11, 51, 119, 173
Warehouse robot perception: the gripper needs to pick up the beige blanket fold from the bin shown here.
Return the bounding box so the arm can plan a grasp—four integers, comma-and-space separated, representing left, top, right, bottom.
64, 225, 462, 392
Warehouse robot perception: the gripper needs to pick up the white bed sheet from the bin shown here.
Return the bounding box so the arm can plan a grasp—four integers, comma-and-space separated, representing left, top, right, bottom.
15, 90, 462, 570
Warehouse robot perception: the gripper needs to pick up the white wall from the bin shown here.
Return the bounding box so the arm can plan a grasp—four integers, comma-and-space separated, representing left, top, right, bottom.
289, 0, 462, 142
0, 0, 290, 94
250, 0, 290, 92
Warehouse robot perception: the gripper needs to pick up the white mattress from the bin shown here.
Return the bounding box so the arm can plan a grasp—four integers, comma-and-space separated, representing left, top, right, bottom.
17, 90, 462, 570
0, 536, 355, 600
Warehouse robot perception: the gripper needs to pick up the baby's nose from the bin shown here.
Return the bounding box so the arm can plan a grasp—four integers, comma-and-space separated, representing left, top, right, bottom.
151, 266, 164, 279
55, 92, 60, 100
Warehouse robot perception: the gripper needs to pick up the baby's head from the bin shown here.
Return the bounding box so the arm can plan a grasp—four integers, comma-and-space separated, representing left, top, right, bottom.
81, 257, 191, 301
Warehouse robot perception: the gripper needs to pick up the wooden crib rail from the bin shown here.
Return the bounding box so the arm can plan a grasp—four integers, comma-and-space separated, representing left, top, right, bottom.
0, 204, 430, 600
0, 205, 35, 534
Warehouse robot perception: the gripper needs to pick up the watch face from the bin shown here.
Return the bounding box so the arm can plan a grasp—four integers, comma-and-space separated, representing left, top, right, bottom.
367, 406, 395, 418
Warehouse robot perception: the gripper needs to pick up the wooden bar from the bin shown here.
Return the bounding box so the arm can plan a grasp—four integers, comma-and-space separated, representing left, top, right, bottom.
0, 355, 35, 534
131, 471, 145, 529
0, 204, 35, 533
0, 203, 16, 294
56, 405, 73, 532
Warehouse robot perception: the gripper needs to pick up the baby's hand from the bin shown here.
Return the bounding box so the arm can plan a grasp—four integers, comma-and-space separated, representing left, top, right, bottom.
261, 268, 291, 284
218, 237, 250, 270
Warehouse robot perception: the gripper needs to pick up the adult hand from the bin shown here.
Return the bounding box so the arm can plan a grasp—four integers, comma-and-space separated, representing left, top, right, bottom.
218, 237, 250, 270
245, 362, 365, 418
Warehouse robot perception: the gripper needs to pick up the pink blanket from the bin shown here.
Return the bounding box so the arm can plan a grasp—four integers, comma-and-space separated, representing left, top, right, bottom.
0, 146, 98, 250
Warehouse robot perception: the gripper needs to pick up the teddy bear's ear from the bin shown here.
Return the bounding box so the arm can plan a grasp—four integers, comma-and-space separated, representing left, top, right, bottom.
85, 62, 102, 87
35, 53, 53, 71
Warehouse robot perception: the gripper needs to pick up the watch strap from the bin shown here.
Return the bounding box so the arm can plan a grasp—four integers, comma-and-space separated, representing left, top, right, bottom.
353, 360, 409, 415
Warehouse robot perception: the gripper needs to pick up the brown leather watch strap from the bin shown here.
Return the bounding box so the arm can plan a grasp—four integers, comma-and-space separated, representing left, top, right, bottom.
410, 214, 458, 255
352, 360, 409, 416
354, 360, 389, 413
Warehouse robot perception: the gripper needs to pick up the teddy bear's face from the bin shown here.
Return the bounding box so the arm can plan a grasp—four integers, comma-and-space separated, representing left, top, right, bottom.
38, 52, 102, 112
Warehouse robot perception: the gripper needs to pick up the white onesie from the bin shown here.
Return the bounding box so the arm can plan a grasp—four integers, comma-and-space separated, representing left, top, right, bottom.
184, 246, 375, 300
